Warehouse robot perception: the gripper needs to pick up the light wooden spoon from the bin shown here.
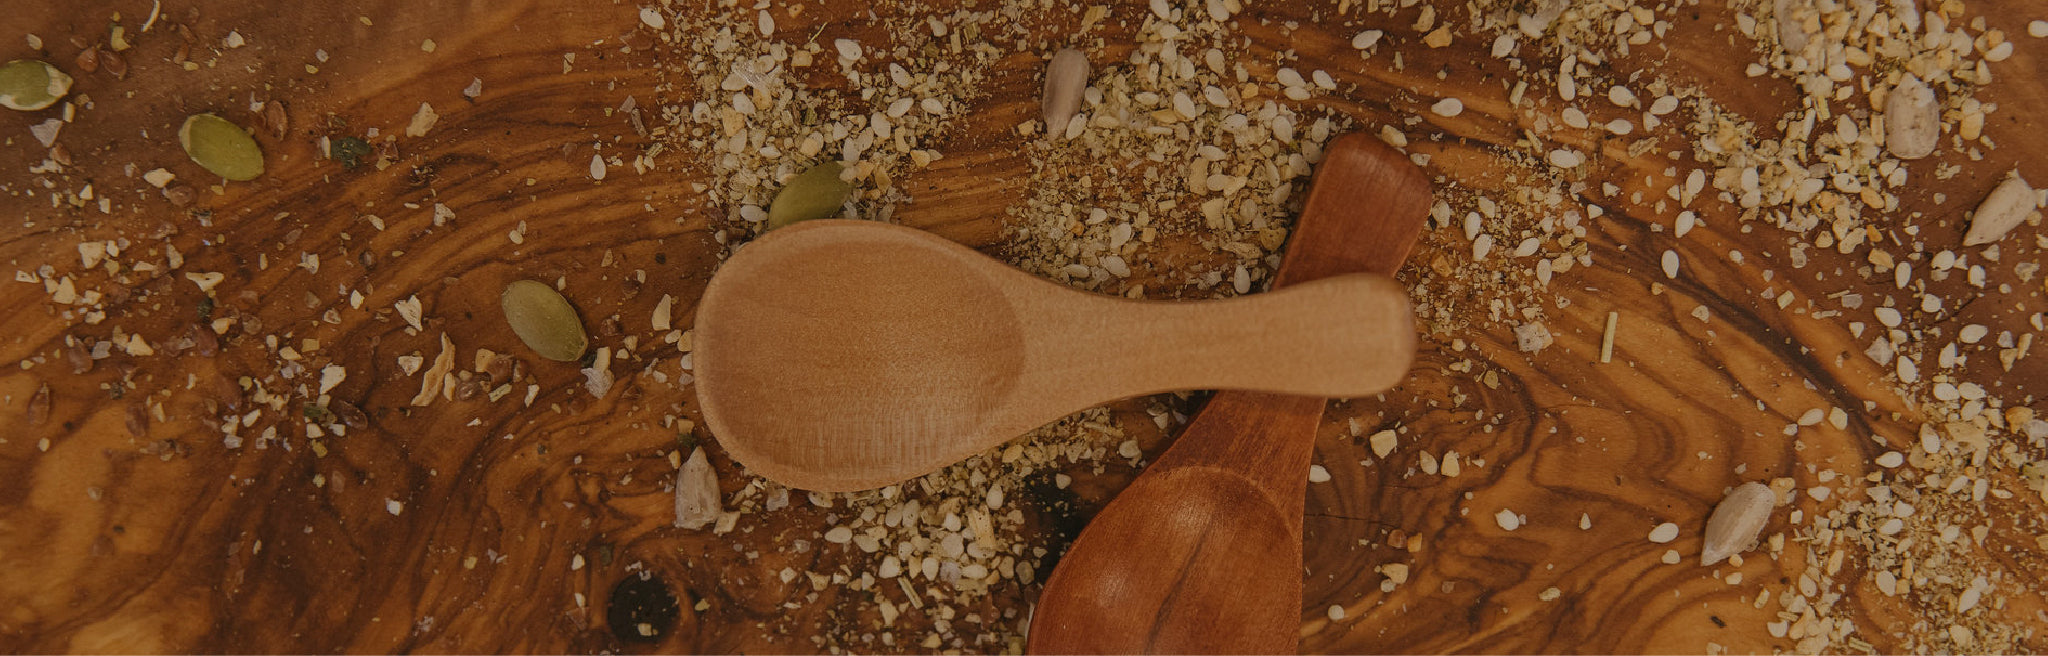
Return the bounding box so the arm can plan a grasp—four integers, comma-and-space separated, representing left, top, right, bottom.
693, 219, 1416, 492
1025, 132, 1431, 654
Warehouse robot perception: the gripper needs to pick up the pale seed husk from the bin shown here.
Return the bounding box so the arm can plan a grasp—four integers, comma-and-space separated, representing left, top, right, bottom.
1041, 48, 1089, 137
1884, 74, 1939, 160
178, 113, 266, 181
0, 59, 73, 112
501, 280, 589, 362
1773, 0, 1810, 53
1701, 482, 1775, 566
2021, 462, 2048, 502
673, 446, 724, 530
1961, 169, 2037, 246
766, 161, 851, 230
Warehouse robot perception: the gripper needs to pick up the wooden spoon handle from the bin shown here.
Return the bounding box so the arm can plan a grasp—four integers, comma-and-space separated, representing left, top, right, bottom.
1019, 274, 1414, 405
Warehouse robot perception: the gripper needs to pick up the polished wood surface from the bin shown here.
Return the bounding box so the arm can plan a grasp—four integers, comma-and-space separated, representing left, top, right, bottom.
2, 0, 2044, 653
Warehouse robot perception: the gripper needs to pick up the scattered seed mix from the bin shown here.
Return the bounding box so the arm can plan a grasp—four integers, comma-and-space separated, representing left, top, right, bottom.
655, 0, 2047, 651
5, 0, 2046, 653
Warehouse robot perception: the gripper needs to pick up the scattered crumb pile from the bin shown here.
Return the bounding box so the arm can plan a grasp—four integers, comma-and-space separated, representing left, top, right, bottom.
1000, 1, 1342, 298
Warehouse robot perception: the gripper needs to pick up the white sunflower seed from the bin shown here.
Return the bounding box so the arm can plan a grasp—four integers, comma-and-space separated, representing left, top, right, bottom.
1961, 169, 2036, 246
1884, 74, 1939, 160
1775, 0, 1810, 52
674, 446, 723, 530
834, 38, 863, 62
1701, 482, 1774, 566
1041, 49, 1089, 137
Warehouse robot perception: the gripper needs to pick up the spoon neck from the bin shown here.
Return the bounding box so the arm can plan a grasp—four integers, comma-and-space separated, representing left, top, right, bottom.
1015, 274, 1414, 401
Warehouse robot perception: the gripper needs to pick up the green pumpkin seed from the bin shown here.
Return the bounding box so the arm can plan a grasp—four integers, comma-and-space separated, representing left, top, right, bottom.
178, 113, 266, 181
766, 161, 851, 230
0, 59, 73, 111
501, 280, 589, 362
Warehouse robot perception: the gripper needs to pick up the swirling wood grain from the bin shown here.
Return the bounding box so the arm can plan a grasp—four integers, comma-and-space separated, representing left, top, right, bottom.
2, 0, 2043, 653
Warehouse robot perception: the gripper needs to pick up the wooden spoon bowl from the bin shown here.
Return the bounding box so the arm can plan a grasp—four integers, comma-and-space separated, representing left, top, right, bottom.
693, 220, 1416, 492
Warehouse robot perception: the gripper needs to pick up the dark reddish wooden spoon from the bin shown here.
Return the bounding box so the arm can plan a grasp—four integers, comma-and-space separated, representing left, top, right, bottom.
1026, 132, 1432, 654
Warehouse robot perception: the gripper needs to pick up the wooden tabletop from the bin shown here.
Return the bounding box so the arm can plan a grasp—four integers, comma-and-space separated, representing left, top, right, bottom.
2, 0, 2044, 653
